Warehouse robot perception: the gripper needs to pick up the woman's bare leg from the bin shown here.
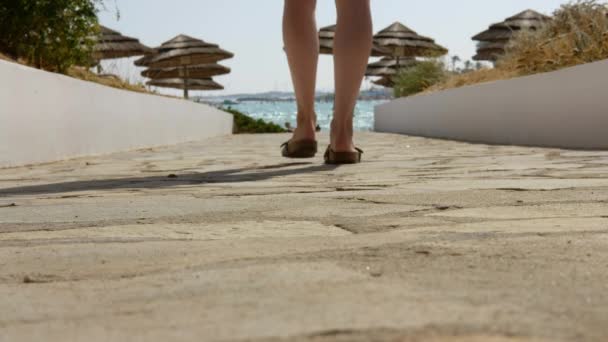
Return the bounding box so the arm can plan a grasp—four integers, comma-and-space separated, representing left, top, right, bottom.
332, 0, 373, 152
283, 0, 318, 142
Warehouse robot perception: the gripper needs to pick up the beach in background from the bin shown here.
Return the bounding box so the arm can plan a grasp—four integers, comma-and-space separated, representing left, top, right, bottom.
223, 100, 385, 131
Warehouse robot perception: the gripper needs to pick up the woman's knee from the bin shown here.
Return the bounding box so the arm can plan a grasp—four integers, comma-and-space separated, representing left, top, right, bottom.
335, 0, 370, 13
285, 0, 317, 14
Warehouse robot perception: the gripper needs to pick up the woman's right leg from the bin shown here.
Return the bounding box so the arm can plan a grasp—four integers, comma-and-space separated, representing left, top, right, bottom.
283, 0, 319, 143
332, 0, 373, 152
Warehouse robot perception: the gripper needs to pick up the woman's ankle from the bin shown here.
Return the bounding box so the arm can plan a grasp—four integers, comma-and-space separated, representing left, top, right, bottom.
331, 118, 353, 133
297, 111, 317, 126
292, 112, 317, 141
330, 119, 355, 152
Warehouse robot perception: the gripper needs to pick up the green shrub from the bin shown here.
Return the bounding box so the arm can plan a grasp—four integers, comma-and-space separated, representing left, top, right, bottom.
393, 60, 447, 97
222, 108, 286, 134
0, 0, 100, 72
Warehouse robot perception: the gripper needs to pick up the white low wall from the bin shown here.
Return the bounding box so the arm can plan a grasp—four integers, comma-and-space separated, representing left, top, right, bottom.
0, 60, 233, 168
375, 59, 608, 150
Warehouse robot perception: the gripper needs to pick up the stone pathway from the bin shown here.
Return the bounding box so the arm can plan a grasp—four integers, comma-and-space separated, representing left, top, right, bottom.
1, 132, 607, 341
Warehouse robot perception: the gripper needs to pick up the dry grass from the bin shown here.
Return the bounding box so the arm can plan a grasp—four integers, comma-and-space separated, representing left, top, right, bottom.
2, 51, 151, 94
501, 0, 608, 74
427, 0, 608, 94
0, 52, 17, 62
425, 67, 518, 93
66, 66, 149, 94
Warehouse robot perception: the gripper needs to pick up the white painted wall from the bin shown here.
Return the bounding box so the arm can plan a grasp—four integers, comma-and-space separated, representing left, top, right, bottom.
375, 59, 608, 150
0, 60, 233, 168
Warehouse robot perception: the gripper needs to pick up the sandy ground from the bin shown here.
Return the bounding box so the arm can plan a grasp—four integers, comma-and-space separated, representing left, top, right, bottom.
1, 132, 607, 342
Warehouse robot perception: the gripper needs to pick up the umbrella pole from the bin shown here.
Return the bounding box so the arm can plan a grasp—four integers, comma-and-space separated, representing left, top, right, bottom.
183, 66, 189, 99
393, 56, 401, 88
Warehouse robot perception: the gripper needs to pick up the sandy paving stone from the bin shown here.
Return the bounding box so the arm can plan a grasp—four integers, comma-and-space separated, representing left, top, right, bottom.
1, 132, 607, 341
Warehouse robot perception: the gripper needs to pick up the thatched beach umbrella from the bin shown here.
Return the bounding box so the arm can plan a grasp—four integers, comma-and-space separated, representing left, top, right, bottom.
472, 9, 551, 61
134, 52, 156, 67
138, 35, 233, 98
147, 78, 223, 91
366, 57, 417, 89
93, 26, 152, 61
372, 75, 394, 88
373, 22, 448, 62
473, 41, 509, 62
319, 25, 335, 55
141, 64, 230, 79
319, 25, 389, 56
145, 35, 233, 69
365, 57, 416, 77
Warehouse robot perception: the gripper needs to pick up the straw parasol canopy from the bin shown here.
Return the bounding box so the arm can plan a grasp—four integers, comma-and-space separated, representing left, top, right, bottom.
373, 22, 448, 59
372, 75, 395, 88
93, 26, 153, 60
473, 41, 509, 61
367, 57, 419, 88
472, 9, 551, 61
138, 34, 233, 98
319, 25, 390, 56
141, 64, 230, 79
147, 78, 223, 91
141, 35, 233, 69
319, 25, 335, 55
134, 52, 156, 67
366, 57, 416, 77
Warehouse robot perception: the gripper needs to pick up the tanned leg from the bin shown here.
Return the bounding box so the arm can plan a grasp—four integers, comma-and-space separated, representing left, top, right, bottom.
332, 0, 373, 152
283, 0, 318, 142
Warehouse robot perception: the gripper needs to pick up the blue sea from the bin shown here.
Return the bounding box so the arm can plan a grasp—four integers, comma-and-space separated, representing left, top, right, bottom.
224, 100, 387, 131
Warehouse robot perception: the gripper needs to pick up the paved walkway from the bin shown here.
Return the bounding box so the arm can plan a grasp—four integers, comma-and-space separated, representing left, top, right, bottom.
1, 132, 607, 342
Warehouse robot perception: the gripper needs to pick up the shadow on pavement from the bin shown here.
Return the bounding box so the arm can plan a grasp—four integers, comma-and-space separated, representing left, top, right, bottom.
0, 162, 338, 196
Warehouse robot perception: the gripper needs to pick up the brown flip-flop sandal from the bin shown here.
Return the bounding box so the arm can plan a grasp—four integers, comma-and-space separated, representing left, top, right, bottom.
281, 139, 318, 159
324, 145, 364, 164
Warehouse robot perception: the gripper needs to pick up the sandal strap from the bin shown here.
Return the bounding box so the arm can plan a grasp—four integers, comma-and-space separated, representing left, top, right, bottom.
324, 146, 364, 154
324, 145, 363, 164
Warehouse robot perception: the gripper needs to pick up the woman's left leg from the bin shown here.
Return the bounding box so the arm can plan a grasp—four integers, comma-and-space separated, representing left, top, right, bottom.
283, 0, 319, 143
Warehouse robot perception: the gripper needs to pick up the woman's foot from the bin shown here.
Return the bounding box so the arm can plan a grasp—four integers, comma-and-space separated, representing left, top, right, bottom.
281, 113, 318, 159
290, 113, 317, 143
326, 119, 363, 164
324, 145, 363, 164
330, 119, 357, 153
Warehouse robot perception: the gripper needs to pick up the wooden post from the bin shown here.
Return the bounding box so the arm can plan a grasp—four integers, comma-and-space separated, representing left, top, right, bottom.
394, 55, 400, 89
183, 66, 189, 99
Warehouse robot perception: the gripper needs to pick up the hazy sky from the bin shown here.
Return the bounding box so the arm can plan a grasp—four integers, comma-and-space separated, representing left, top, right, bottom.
98, 0, 567, 95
